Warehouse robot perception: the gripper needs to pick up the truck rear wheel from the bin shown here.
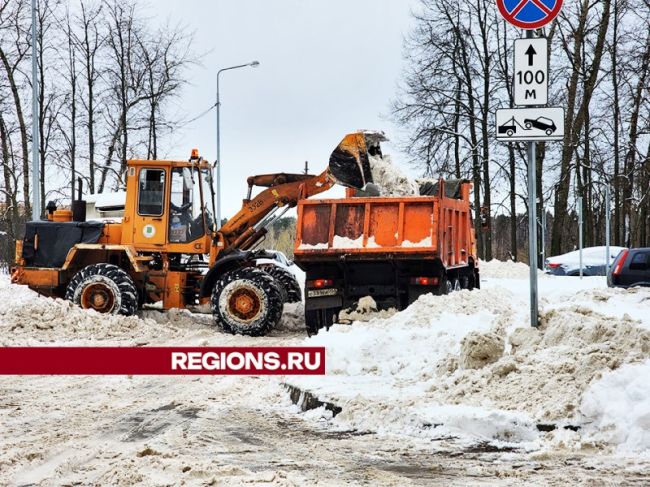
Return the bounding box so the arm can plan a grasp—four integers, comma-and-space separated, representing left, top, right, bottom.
305, 307, 339, 336
260, 265, 302, 303
65, 263, 138, 316
211, 267, 283, 336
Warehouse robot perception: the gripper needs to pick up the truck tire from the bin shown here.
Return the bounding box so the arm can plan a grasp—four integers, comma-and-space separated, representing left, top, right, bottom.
260, 265, 302, 303
65, 263, 138, 316
305, 307, 339, 336
211, 267, 283, 336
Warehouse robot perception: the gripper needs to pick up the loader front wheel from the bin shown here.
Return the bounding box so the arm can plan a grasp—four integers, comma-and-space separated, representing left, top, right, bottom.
65, 263, 138, 316
211, 267, 283, 336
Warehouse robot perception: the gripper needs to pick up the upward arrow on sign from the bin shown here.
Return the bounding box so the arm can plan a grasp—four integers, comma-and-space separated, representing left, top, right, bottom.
525, 44, 537, 66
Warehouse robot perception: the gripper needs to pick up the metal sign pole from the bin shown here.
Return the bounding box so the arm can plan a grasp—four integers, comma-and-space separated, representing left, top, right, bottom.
578, 196, 583, 279
539, 209, 546, 266
605, 185, 611, 274
524, 29, 539, 328
527, 140, 539, 327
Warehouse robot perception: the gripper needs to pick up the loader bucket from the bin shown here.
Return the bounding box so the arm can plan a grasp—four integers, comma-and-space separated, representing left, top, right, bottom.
328, 131, 387, 189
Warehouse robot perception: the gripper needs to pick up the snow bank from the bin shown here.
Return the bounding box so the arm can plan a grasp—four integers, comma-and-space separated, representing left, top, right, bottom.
0, 280, 169, 346
289, 288, 539, 445
0, 278, 306, 346
580, 359, 650, 453
289, 274, 650, 450
479, 259, 543, 279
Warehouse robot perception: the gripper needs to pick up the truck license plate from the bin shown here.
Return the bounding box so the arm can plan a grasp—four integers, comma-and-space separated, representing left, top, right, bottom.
307, 288, 338, 298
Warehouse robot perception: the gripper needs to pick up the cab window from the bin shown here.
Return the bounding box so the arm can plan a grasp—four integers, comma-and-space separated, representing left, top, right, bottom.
169, 167, 205, 243
138, 169, 165, 216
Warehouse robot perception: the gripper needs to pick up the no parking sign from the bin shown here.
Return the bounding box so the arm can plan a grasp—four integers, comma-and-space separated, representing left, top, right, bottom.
496, 0, 563, 29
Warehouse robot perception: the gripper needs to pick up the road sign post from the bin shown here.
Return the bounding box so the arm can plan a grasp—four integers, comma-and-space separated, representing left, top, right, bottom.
497, 0, 564, 328
525, 29, 539, 327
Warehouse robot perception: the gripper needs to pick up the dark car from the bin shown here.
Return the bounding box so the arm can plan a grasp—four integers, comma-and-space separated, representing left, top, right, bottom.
524, 116, 556, 135
607, 248, 650, 288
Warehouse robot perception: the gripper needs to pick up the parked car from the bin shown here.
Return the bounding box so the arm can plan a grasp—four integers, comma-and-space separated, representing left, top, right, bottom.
544, 246, 627, 276
607, 248, 650, 288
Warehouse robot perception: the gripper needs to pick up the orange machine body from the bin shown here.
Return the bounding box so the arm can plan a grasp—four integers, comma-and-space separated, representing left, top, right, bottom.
294, 180, 476, 268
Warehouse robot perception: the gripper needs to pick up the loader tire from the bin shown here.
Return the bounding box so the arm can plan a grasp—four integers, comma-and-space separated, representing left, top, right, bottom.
261, 265, 302, 303
211, 267, 283, 336
65, 263, 138, 316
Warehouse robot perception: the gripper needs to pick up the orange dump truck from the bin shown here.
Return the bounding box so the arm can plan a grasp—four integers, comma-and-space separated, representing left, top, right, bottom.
293, 180, 479, 333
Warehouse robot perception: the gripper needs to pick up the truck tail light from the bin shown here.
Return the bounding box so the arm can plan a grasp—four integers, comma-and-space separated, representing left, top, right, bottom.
307, 279, 334, 289
410, 277, 439, 286
613, 249, 629, 276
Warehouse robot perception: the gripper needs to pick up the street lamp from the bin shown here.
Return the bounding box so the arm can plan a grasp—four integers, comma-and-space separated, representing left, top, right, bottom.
216, 60, 260, 229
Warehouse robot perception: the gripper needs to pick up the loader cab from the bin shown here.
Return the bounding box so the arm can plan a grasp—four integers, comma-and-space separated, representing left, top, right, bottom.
122, 152, 216, 254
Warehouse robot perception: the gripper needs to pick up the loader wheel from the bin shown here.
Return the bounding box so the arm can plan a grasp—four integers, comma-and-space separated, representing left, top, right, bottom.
261, 265, 302, 303
211, 267, 283, 336
65, 263, 138, 316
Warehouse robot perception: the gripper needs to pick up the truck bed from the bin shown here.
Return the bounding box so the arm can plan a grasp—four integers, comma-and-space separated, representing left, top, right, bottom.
294, 194, 474, 269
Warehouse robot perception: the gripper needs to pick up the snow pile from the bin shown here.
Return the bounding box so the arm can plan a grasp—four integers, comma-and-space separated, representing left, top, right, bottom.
290, 288, 531, 445
368, 154, 418, 196
0, 279, 307, 345
479, 259, 542, 279
0, 282, 171, 346
580, 359, 650, 452
459, 331, 504, 369
553, 286, 650, 330
435, 305, 650, 422
289, 275, 650, 450
338, 296, 396, 323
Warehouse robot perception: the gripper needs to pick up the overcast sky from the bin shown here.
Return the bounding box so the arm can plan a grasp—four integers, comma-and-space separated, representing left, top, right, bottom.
154, 0, 418, 218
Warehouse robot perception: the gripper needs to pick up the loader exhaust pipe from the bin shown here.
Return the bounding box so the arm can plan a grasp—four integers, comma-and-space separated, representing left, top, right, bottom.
71, 177, 86, 222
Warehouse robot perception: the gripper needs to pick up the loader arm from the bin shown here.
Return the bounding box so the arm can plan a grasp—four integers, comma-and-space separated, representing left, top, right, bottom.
216, 169, 335, 253
209, 130, 386, 262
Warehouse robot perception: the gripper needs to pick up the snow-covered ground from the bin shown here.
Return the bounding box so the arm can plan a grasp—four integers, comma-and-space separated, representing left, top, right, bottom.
1, 261, 650, 485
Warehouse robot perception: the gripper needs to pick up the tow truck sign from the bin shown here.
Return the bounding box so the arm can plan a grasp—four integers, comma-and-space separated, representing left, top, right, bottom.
496, 107, 564, 141
514, 38, 548, 105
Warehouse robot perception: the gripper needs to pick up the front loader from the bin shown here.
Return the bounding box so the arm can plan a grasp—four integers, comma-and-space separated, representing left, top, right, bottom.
11, 131, 382, 336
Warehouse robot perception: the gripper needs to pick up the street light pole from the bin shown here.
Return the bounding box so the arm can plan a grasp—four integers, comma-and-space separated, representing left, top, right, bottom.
215, 61, 259, 229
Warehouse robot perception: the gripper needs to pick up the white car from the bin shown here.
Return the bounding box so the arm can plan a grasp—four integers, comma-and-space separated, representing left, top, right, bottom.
254, 250, 302, 303
544, 246, 626, 276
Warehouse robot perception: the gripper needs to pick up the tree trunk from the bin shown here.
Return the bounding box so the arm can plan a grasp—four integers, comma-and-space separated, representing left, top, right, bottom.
0, 47, 31, 218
